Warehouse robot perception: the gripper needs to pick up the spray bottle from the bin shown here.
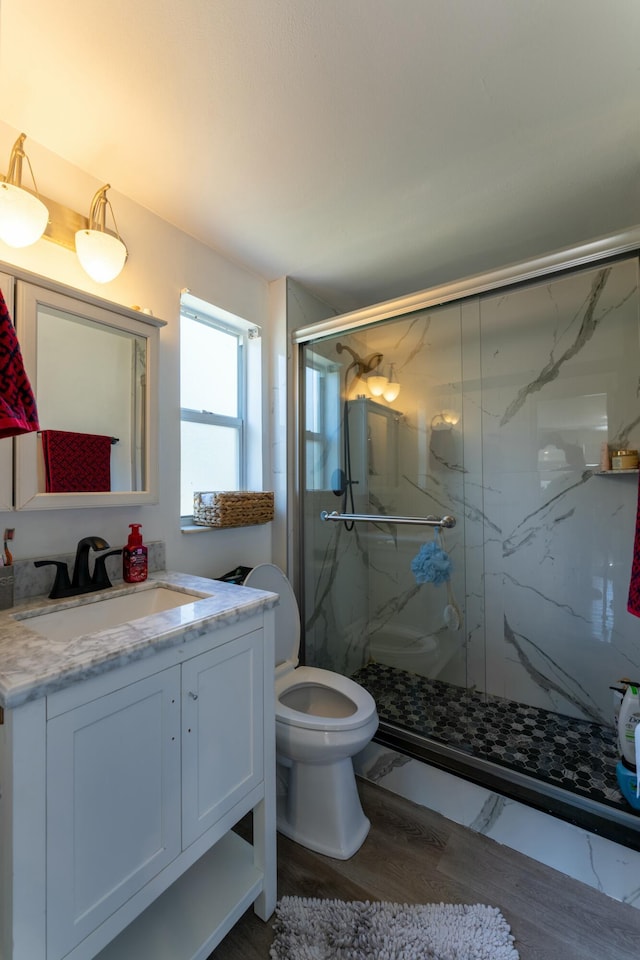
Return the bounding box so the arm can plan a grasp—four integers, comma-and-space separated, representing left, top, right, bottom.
615, 680, 640, 811
123, 523, 148, 583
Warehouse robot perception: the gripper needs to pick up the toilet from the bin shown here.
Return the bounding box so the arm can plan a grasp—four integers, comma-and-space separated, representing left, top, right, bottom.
243, 563, 378, 860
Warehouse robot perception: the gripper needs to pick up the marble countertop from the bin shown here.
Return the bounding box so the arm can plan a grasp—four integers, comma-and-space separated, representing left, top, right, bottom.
0, 571, 278, 710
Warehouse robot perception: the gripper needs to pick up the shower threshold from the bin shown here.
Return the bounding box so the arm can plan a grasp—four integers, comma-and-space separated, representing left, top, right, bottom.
353, 661, 640, 851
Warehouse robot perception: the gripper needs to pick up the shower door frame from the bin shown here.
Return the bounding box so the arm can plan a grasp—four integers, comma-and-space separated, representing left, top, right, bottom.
290, 227, 640, 601
288, 228, 640, 848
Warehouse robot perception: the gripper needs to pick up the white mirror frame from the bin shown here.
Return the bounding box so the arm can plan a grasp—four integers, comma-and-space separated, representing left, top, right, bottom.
14, 280, 163, 510
0, 272, 15, 511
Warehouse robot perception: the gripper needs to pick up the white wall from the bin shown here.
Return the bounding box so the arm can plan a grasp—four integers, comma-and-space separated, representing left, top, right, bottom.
0, 120, 279, 579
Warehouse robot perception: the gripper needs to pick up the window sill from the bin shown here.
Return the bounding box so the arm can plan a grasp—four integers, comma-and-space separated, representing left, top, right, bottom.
181, 523, 216, 534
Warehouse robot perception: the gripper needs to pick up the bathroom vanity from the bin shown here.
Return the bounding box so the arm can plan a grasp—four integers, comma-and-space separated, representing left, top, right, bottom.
0, 572, 277, 960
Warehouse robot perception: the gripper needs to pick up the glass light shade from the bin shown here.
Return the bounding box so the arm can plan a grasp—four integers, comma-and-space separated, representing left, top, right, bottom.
0, 182, 48, 247
367, 375, 388, 397
75, 228, 127, 283
382, 380, 400, 402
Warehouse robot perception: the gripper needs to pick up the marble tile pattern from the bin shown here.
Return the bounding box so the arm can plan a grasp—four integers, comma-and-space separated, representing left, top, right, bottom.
302, 256, 640, 815
355, 742, 640, 910
0, 570, 278, 709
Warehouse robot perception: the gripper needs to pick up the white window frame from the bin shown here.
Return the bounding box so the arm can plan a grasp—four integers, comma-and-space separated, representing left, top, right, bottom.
303, 354, 341, 492
180, 293, 259, 522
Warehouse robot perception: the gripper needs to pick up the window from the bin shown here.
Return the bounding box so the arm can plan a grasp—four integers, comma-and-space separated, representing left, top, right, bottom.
303, 352, 340, 491
180, 295, 255, 518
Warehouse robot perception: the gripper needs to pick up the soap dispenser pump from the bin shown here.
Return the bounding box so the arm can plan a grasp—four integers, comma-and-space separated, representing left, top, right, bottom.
123, 523, 148, 583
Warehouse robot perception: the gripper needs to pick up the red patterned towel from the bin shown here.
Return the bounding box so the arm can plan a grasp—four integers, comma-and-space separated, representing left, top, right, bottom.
628, 471, 640, 617
0, 287, 40, 438
41, 430, 112, 493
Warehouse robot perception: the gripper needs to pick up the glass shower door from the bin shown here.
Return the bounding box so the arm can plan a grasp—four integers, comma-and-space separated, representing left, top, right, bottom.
300, 301, 471, 752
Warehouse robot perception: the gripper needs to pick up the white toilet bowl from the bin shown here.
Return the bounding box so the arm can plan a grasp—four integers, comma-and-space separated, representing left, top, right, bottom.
244, 564, 378, 860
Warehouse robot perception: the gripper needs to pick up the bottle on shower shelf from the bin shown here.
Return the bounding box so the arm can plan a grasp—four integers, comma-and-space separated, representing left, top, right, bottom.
615, 680, 640, 811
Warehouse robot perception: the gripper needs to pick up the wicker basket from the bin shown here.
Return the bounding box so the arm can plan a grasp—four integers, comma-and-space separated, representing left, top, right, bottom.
193, 491, 274, 528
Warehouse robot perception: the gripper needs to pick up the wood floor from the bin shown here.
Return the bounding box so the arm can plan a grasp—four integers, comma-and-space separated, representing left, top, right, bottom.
210, 778, 640, 960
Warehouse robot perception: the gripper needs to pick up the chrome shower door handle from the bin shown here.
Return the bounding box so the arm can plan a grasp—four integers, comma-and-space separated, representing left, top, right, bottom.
320, 510, 456, 528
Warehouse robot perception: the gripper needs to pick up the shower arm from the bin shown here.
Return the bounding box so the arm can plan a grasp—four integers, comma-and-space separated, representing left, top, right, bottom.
320, 510, 456, 528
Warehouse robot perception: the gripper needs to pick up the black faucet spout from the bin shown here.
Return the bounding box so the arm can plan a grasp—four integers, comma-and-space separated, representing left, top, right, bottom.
71, 536, 110, 589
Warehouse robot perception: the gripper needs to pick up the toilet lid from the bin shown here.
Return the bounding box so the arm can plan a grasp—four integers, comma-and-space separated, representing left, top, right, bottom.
244, 563, 300, 665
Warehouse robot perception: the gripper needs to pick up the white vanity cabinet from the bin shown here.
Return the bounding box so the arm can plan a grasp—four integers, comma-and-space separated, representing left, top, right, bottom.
0, 611, 276, 960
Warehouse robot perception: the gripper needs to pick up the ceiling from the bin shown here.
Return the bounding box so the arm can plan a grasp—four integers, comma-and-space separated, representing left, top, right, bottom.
1, 0, 639, 313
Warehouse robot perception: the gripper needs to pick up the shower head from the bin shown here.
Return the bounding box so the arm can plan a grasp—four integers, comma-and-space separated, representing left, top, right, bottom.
336, 342, 384, 379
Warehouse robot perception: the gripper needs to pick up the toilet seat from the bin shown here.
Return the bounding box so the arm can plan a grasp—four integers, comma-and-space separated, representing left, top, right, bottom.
276, 666, 377, 732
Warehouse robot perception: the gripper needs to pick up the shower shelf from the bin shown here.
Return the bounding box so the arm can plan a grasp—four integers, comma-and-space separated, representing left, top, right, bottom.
594, 469, 639, 475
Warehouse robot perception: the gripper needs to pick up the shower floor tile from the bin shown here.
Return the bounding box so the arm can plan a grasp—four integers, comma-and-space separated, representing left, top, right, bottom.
352, 661, 628, 813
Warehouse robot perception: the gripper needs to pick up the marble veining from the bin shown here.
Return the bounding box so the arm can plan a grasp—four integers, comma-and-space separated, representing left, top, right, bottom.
355, 742, 640, 909
499, 267, 612, 427
0, 570, 277, 709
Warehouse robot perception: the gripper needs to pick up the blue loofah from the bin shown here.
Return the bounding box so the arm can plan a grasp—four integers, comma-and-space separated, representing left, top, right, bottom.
411, 537, 452, 585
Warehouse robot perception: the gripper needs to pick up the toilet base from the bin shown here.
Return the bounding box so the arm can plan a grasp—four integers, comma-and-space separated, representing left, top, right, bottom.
277, 756, 370, 860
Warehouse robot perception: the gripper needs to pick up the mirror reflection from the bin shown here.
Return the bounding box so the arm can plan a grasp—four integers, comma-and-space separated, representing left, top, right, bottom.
14, 281, 160, 510
36, 305, 147, 492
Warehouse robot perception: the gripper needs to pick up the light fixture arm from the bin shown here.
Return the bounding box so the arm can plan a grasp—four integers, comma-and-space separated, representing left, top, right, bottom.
4, 133, 41, 195
5, 134, 26, 185
88, 184, 123, 240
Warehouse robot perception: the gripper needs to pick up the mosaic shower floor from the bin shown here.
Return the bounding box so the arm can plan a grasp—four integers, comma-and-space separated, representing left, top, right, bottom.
352, 661, 627, 813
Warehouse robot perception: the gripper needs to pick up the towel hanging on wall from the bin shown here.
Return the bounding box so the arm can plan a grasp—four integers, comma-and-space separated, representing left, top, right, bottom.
628, 472, 640, 617
41, 429, 112, 493
0, 287, 40, 438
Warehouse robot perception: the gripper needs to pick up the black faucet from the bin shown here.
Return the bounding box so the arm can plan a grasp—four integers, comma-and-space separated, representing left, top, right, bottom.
35, 536, 119, 600
92, 549, 123, 590
71, 536, 110, 589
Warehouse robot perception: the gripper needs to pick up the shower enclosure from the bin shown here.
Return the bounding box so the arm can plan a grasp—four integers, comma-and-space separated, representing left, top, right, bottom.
295, 239, 640, 843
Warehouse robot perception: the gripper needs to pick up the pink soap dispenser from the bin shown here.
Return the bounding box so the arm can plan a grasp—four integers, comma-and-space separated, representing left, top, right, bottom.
123, 523, 148, 583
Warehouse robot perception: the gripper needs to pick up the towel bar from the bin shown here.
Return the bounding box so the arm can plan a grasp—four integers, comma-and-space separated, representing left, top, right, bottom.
320, 510, 456, 528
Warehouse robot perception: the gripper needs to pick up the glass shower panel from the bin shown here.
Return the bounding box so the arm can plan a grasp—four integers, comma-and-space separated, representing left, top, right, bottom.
301, 301, 469, 747
478, 257, 640, 727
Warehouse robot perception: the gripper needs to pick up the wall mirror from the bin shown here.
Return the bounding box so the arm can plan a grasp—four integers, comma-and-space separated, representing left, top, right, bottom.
14, 280, 162, 509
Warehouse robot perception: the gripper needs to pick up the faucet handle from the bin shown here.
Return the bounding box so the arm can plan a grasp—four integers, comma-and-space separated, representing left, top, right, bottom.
34, 560, 72, 600
92, 549, 123, 590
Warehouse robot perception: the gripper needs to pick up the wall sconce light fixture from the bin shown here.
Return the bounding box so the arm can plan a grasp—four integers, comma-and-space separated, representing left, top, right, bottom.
382, 363, 400, 402
431, 409, 460, 431
75, 185, 128, 283
367, 372, 387, 397
0, 134, 49, 248
368, 362, 401, 402
0, 133, 128, 283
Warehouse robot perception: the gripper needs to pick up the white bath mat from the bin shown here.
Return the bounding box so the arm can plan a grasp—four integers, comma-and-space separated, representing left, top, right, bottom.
270, 896, 519, 960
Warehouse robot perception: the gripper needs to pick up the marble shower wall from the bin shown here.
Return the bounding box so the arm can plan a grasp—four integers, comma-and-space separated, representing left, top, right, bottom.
476, 257, 640, 722
302, 255, 640, 725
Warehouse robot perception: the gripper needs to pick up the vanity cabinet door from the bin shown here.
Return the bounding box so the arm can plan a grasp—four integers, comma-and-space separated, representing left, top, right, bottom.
46, 666, 181, 960
182, 629, 264, 848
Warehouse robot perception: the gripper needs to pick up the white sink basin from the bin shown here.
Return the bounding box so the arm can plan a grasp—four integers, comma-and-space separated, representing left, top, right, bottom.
17, 586, 206, 642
